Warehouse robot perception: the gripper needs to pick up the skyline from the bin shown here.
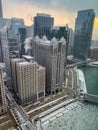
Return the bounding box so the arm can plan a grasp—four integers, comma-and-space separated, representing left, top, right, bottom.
2, 0, 98, 39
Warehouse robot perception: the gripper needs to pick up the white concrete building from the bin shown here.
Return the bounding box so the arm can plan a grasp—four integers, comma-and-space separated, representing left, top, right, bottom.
11, 56, 46, 105
17, 61, 38, 105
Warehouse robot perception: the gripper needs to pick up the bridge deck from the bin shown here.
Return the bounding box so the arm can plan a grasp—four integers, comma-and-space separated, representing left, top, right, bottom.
82, 93, 98, 104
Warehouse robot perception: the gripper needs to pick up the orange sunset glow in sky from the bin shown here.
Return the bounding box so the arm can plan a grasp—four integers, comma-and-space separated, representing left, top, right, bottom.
2, 0, 98, 39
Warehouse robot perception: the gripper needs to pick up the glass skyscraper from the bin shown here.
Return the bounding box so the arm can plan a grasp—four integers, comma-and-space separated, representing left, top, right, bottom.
73, 9, 95, 60
0, 0, 3, 18
34, 13, 54, 39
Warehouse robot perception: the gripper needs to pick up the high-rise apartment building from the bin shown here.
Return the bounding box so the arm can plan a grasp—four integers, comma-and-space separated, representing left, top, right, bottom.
34, 13, 54, 39
0, 0, 3, 18
17, 61, 38, 105
11, 56, 45, 105
34, 36, 66, 94
38, 66, 45, 99
73, 9, 95, 60
11, 58, 24, 94
0, 32, 3, 62
1, 27, 20, 88
0, 65, 7, 115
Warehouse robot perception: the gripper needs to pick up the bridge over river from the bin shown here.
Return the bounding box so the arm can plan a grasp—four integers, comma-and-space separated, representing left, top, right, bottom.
81, 93, 98, 104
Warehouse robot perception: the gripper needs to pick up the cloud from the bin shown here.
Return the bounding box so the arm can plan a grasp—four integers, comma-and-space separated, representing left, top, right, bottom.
3, 0, 51, 8
3, 0, 98, 14
51, 0, 98, 13
2, 0, 98, 38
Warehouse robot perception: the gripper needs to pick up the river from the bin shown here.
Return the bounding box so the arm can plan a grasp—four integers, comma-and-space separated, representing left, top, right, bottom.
41, 102, 98, 130
39, 66, 98, 130
80, 66, 98, 95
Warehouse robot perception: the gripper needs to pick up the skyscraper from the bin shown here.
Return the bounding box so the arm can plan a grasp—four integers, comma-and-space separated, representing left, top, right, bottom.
0, 65, 7, 115
0, 0, 3, 18
0, 32, 3, 62
73, 9, 95, 60
34, 13, 54, 39
26, 25, 34, 38
38, 66, 45, 99
11, 56, 45, 105
11, 58, 25, 94
17, 61, 38, 105
1, 27, 20, 88
50, 25, 74, 55
0, 18, 26, 56
34, 36, 66, 95
11, 18, 27, 56
0, 18, 10, 29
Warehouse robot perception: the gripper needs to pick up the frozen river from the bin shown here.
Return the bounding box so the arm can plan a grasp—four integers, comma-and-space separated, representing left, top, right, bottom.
39, 66, 98, 130
41, 102, 98, 130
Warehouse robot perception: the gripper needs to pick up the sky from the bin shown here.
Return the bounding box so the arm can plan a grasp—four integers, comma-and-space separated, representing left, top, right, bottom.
2, 0, 98, 39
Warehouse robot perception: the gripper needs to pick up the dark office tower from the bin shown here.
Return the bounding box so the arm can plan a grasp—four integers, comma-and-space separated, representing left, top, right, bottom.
11, 18, 26, 56
0, 0, 3, 18
34, 13, 54, 39
73, 9, 95, 60
1, 27, 20, 88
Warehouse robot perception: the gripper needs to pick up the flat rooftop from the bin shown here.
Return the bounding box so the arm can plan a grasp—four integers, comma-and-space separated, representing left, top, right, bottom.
37, 13, 51, 17
22, 55, 34, 60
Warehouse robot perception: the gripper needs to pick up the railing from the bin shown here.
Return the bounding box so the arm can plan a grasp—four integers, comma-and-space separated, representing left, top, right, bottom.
6, 87, 35, 130
67, 59, 94, 69
82, 93, 98, 104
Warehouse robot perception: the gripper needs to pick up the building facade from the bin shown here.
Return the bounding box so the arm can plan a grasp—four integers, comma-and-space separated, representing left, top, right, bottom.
73, 9, 95, 60
50, 25, 74, 55
0, 18, 26, 56
34, 13, 54, 39
38, 66, 45, 99
11, 58, 24, 94
1, 27, 20, 88
26, 25, 34, 38
11, 56, 45, 105
11, 18, 26, 56
0, 18, 10, 29
34, 36, 66, 94
0, 0, 3, 18
90, 48, 98, 61
17, 62, 38, 105
0, 33, 3, 62
0, 66, 7, 115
